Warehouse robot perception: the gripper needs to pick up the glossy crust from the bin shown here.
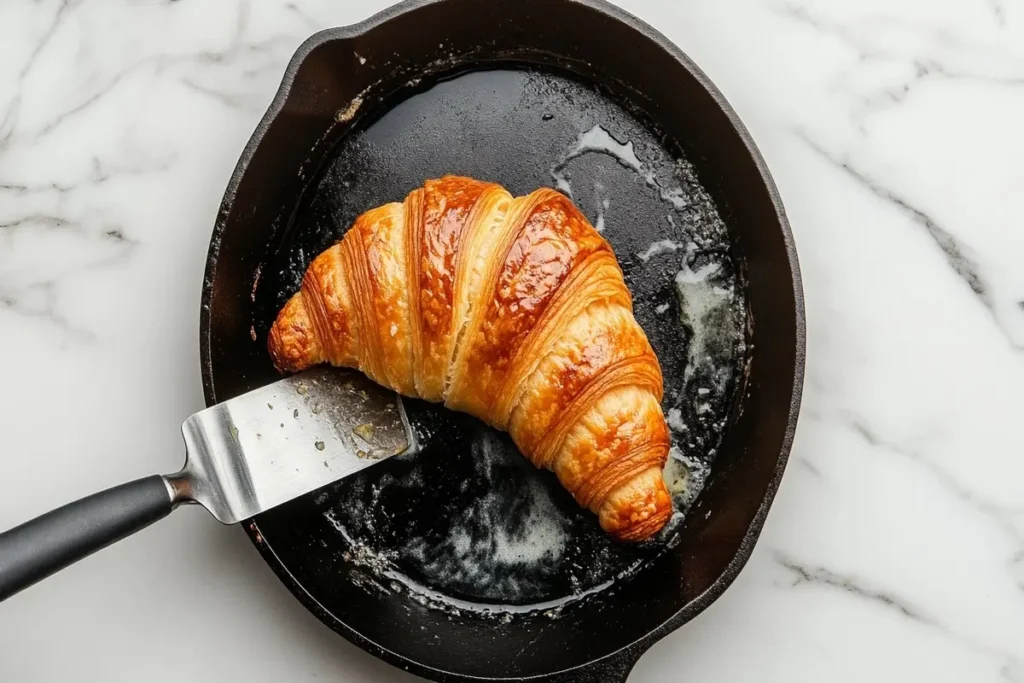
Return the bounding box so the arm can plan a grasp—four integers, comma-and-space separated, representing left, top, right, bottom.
268, 176, 673, 541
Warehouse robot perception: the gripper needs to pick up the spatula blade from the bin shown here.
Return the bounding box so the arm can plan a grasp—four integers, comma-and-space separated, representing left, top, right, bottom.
177, 368, 415, 524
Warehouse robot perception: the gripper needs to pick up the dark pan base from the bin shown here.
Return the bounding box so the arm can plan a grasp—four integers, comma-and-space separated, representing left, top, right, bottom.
254, 67, 748, 614
201, 1, 804, 681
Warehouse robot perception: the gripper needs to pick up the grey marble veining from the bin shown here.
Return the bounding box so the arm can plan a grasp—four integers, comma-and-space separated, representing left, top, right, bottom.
1, 0, 1023, 681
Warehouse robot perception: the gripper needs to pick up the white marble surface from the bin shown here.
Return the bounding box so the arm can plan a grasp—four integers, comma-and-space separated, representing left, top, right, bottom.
1, 0, 1023, 680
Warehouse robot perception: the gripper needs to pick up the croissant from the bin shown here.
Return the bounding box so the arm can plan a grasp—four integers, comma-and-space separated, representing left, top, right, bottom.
268, 176, 672, 541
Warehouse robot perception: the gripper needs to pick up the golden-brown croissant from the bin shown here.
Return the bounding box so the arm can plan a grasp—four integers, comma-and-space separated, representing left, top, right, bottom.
269, 176, 672, 541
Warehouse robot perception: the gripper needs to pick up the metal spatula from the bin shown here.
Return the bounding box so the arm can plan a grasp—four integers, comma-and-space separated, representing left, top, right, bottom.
0, 368, 416, 601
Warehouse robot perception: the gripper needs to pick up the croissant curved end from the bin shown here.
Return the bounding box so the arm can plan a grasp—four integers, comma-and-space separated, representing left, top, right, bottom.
598, 467, 674, 542
268, 292, 324, 373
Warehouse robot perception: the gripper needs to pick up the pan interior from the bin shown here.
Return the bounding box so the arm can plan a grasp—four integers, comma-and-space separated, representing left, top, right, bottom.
252, 67, 748, 616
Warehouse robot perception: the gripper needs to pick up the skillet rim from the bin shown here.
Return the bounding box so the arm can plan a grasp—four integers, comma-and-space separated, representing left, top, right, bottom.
199, 0, 806, 680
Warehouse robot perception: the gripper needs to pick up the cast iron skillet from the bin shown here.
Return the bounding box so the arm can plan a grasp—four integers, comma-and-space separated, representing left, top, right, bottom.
201, 0, 804, 680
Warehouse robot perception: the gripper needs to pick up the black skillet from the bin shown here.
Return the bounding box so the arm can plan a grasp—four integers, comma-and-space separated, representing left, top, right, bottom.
201, 0, 804, 680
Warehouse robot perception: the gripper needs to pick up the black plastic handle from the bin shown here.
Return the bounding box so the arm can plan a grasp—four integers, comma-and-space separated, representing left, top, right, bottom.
0, 475, 174, 601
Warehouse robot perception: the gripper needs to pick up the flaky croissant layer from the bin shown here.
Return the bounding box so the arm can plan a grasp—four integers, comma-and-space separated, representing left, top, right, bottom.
269, 176, 672, 541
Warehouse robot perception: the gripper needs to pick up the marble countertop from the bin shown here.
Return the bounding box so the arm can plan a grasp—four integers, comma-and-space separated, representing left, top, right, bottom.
2, 0, 1022, 681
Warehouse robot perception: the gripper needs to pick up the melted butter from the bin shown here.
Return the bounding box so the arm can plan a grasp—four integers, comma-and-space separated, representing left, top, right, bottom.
551, 124, 691, 210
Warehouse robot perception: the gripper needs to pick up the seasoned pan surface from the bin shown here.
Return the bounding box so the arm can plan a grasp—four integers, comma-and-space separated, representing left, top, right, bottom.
202, 1, 803, 680
256, 67, 747, 612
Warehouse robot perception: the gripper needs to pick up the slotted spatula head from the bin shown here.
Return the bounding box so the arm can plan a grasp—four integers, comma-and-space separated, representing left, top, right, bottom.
173, 368, 415, 524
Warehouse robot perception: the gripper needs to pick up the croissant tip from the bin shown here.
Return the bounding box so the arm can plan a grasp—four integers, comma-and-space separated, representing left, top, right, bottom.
600, 471, 674, 543
267, 292, 322, 374
266, 325, 290, 375
608, 504, 674, 543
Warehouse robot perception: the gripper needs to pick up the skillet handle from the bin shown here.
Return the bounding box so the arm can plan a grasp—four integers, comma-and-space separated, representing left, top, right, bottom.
0, 476, 174, 601
535, 650, 641, 683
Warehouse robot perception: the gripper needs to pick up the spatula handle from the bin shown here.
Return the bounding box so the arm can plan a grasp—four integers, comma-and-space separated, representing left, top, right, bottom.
0, 475, 174, 601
